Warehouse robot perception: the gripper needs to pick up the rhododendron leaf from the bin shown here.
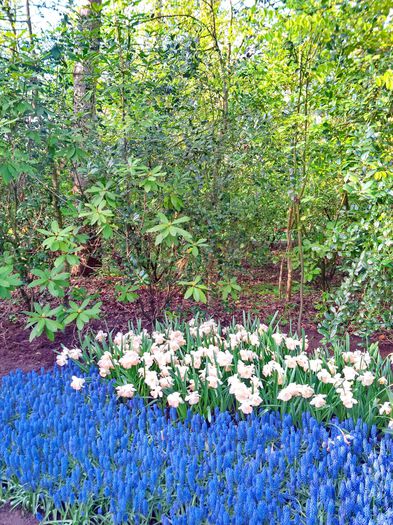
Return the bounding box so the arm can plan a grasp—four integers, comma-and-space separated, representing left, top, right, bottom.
173, 227, 192, 240
102, 224, 113, 239
147, 223, 166, 233
184, 287, 193, 299
45, 327, 56, 341
45, 319, 61, 333
51, 220, 60, 232
173, 216, 190, 225
157, 212, 168, 223
29, 322, 44, 341
64, 312, 78, 325
155, 231, 168, 245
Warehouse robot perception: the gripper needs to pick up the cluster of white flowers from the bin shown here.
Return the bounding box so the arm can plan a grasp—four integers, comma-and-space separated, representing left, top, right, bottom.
56, 347, 83, 367
115, 383, 135, 398
228, 374, 263, 414
58, 348, 85, 391
343, 350, 371, 370
277, 383, 314, 402
97, 351, 115, 377
95, 330, 108, 343
379, 402, 392, 416
70, 375, 85, 391
58, 318, 392, 425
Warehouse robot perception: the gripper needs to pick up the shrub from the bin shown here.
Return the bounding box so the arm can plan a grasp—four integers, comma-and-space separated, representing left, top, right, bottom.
60, 317, 393, 429
1, 366, 392, 524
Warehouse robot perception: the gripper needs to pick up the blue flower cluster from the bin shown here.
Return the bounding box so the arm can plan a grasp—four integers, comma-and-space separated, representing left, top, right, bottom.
0, 366, 392, 525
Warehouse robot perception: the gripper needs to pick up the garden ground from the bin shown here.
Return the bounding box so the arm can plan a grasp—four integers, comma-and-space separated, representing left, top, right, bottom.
0, 504, 37, 525
1, 264, 392, 378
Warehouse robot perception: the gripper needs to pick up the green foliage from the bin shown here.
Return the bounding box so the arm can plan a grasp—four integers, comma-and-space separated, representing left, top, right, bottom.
25, 299, 102, 341
28, 267, 69, 298
38, 222, 80, 253
80, 202, 114, 239
116, 283, 139, 303
185, 238, 208, 257
0, 266, 22, 299
0, 0, 392, 339
147, 213, 192, 246
63, 300, 102, 331
25, 304, 63, 342
217, 277, 242, 302
137, 166, 166, 193
320, 168, 393, 338
179, 276, 209, 303
85, 181, 118, 208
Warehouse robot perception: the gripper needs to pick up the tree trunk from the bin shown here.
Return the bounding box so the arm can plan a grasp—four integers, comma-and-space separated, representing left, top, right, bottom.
295, 201, 304, 334
278, 255, 285, 299
25, 0, 33, 42
73, 0, 102, 192
73, 0, 103, 275
285, 205, 294, 302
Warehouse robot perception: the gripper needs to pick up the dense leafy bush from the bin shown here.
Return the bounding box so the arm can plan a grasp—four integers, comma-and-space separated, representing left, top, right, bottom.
1, 0, 392, 340
60, 318, 393, 429
320, 171, 393, 338
1, 365, 392, 524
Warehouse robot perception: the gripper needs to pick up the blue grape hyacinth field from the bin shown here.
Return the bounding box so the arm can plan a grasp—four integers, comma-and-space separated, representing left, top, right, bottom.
0, 365, 392, 525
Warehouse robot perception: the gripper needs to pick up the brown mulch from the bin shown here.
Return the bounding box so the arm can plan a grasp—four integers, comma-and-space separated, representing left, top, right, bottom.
0, 269, 392, 379
0, 505, 38, 525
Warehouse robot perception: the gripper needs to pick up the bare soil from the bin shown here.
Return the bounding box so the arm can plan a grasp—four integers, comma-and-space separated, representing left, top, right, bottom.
0, 504, 38, 525
0, 268, 392, 378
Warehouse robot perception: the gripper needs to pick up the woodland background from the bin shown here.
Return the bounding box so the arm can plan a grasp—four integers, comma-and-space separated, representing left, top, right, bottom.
0, 0, 392, 358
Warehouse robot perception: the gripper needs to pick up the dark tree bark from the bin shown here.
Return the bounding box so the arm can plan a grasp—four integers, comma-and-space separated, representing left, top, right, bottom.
25, 0, 33, 42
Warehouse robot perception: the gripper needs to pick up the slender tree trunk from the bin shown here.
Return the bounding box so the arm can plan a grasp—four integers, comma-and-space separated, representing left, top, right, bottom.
51, 162, 63, 229
25, 0, 33, 42
278, 255, 285, 299
295, 201, 304, 333
73, 0, 103, 276
207, 0, 232, 285
73, 0, 102, 192
296, 75, 310, 331
285, 205, 294, 301
321, 257, 327, 291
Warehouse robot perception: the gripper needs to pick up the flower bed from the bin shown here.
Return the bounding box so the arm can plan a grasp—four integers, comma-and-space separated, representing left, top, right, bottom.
1, 365, 392, 524
59, 318, 393, 429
